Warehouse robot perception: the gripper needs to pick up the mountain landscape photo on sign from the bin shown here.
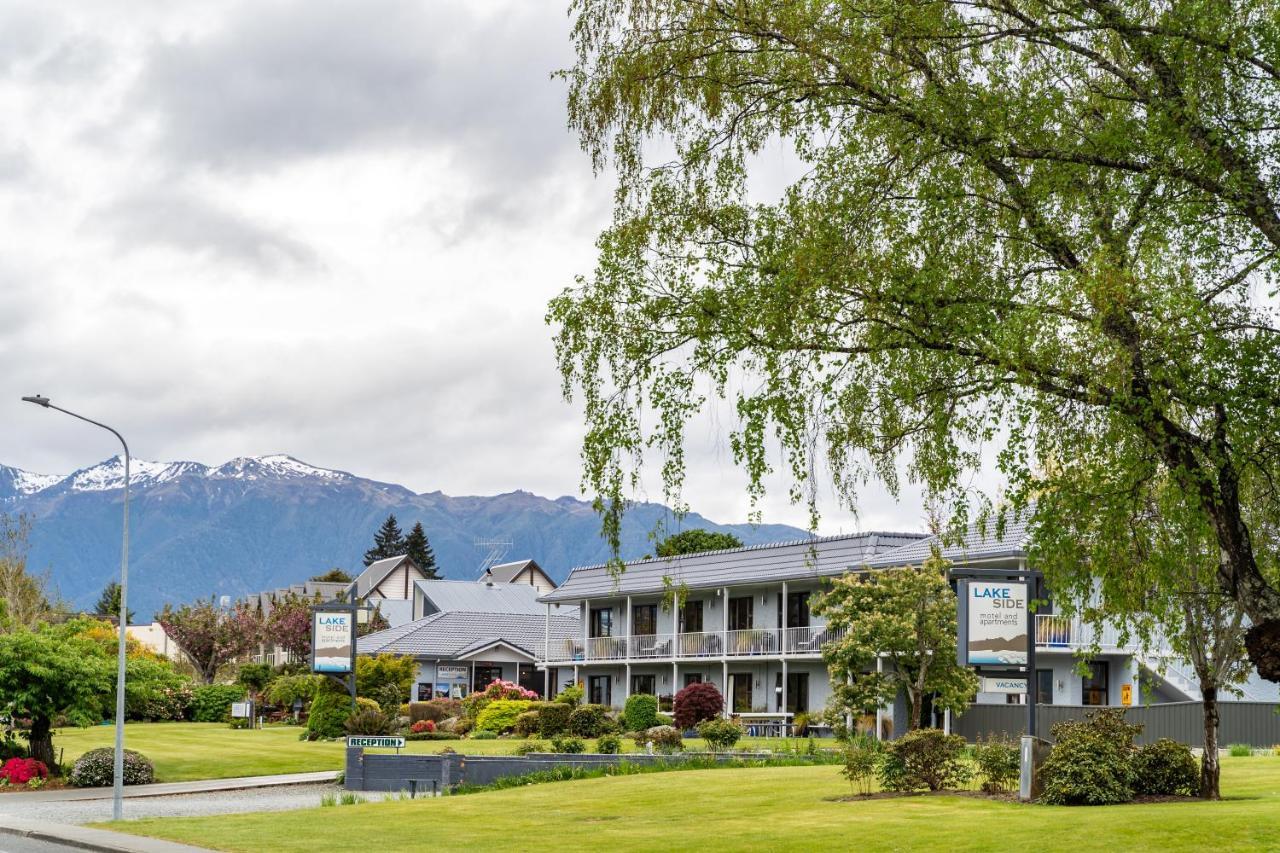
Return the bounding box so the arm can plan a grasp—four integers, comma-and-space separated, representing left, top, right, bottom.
0, 454, 805, 617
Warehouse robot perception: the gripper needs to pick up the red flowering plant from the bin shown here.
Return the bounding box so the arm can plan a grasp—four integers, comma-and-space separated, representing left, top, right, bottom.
410, 719, 436, 734
1, 757, 50, 786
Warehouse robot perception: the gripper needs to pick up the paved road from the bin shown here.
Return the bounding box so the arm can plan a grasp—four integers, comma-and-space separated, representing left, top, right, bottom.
0, 783, 340, 826
0, 836, 83, 853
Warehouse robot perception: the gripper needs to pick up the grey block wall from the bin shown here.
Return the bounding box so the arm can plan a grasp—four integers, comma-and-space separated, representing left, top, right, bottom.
953, 701, 1280, 747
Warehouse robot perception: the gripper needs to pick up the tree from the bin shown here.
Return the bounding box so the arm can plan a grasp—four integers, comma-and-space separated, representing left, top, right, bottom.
0, 513, 55, 630
814, 552, 978, 731
654, 529, 742, 557
157, 598, 262, 684
264, 592, 320, 663
363, 514, 406, 567
550, 0, 1280, 679
1037, 484, 1254, 799
310, 568, 353, 583
355, 653, 416, 700
403, 523, 440, 579
93, 581, 135, 625
0, 622, 114, 767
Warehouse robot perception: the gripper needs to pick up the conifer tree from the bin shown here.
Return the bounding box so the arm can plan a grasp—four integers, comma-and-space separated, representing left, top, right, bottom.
92, 581, 134, 625
403, 522, 439, 579
362, 514, 406, 567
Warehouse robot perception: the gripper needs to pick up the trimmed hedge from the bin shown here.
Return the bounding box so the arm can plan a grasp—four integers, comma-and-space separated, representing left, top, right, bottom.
190, 684, 245, 723
476, 699, 535, 733
623, 694, 659, 732
536, 702, 572, 737
568, 704, 612, 738
69, 748, 155, 788
1133, 738, 1199, 796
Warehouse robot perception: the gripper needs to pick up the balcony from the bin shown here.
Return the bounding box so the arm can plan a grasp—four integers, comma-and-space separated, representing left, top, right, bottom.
1035, 614, 1126, 650
544, 624, 846, 664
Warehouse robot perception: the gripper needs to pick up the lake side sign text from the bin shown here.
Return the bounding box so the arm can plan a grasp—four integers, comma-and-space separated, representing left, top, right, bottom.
963, 581, 1029, 667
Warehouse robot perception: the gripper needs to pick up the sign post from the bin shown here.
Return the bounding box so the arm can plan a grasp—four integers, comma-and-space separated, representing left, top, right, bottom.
312, 602, 358, 713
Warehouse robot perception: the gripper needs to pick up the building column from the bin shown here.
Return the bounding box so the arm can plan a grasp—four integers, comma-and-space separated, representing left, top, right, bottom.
626, 595, 633, 659
722, 659, 729, 717
781, 658, 788, 723
583, 599, 590, 660
781, 580, 788, 654
624, 662, 631, 706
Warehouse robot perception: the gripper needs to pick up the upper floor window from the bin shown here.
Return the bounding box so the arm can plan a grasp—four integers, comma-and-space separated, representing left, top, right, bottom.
728, 596, 753, 631
633, 604, 658, 636
680, 600, 704, 633
786, 592, 811, 628
590, 607, 613, 638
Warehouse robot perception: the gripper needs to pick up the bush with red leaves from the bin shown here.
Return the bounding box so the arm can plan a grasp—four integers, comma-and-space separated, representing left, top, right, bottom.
673, 682, 724, 730
1, 757, 49, 786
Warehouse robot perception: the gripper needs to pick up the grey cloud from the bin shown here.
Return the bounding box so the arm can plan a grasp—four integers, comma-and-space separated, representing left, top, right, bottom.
92, 186, 320, 272
134, 0, 573, 179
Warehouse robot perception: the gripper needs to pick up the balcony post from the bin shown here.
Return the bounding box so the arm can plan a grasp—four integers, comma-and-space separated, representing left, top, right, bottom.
583, 599, 590, 660
544, 602, 551, 694
626, 596, 633, 658
781, 580, 788, 654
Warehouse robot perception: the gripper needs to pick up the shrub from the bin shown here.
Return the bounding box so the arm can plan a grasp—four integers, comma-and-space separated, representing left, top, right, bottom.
0, 737, 26, 761
236, 663, 273, 695
555, 684, 584, 706
1228, 743, 1253, 757
69, 748, 155, 788
404, 732, 460, 741
550, 735, 586, 754
471, 730, 498, 740
1039, 709, 1141, 805
1133, 739, 1199, 796
372, 683, 407, 715
596, 734, 622, 754
306, 687, 353, 740
344, 707, 397, 736
655, 712, 674, 726
514, 740, 547, 755
410, 720, 436, 734
673, 682, 723, 730
463, 680, 539, 721
0, 757, 49, 786
536, 702, 572, 737
697, 718, 744, 752
267, 674, 322, 709
190, 684, 245, 723
841, 736, 882, 796
513, 709, 542, 737
623, 694, 660, 733
643, 725, 684, 754
410, 699, 462, 724
440, 716, 473, 736
973, 734, 1020, 794
568, 704, 611, 738
476, 700, 535, 733
879, 729, 970, 792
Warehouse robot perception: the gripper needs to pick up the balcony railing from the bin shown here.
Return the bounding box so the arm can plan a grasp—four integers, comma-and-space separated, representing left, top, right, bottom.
544, 626, 839, 663
1034, 614, 1126, 650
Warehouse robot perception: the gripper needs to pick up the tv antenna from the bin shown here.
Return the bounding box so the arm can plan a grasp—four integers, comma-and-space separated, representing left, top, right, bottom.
474, 537, 513, 578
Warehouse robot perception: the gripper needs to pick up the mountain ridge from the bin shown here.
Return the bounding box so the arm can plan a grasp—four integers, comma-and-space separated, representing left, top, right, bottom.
1, 455, 810, 617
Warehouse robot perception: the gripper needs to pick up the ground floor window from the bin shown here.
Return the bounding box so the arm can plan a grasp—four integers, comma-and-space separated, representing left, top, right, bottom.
631, 674, 656, 696
589, 674, 612, 706
472, 665, 503, 693
1082, 661, 1109, 705
683, 672, 703, 687
730, 672, 753, 713
1037, 669, 1054, 705
786, 672, 809, 714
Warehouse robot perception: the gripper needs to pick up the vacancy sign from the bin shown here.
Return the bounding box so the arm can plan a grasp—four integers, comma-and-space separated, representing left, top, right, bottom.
961, 581, 1029, 667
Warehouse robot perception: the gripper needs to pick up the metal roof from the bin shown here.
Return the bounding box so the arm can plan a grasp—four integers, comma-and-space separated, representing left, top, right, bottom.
353, 555, 414, 598
861, 513, 1032, 568
415, 579, 547, 615
357, 610, 580, 659
484, 559, 552, 586
539, 531, 928, 602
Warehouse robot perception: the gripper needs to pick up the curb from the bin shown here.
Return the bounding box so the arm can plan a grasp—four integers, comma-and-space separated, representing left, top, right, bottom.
0, 820, 212, 853
1, 771, 339, 804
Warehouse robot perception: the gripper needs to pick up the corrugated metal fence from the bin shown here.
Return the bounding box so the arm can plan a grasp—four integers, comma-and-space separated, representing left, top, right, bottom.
953, 702, 1280, 747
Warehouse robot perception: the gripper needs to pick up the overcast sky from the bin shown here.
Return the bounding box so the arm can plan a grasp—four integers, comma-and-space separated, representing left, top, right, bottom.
0, 0, 952, 534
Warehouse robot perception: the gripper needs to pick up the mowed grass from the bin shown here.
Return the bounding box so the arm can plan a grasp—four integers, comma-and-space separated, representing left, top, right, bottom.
102, 757, 1280, 853
53, 723, 814, 782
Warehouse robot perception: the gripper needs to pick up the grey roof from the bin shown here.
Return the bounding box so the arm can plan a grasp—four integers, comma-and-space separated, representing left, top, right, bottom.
485, 559, 551, 585
540, 531, 928, 602
239, 580, 350, 613
415, 579, 547, 615
862, 513, 1031, 568
357, 610, 580, 659
353, 555, 415, 598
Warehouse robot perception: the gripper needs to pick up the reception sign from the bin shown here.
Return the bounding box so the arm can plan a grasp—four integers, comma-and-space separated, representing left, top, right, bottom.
312, 608, 355, 674
960, 581, 1028, 667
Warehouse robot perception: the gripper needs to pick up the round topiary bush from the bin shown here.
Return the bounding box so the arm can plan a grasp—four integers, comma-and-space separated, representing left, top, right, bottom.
69, 748, 155, 788
1133, 738, 1199, 796
673, 682, 723, 731
568, 704, 610, 737
697, 717, 744, 752
623, 694, 659, 733
596, 733, 622, 754
641, 725, 684, 754
536, 702, 572, 737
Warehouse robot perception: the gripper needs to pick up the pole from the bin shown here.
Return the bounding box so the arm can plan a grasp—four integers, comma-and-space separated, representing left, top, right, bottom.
1026, 572, 1039, 739
21, 397, 130, 820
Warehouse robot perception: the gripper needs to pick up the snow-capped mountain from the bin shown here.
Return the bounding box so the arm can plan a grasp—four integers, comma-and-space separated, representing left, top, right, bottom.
1, 455, 806, 618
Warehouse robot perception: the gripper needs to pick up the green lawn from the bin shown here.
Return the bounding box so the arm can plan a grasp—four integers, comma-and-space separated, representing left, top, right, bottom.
54, 723, 815, 782
102, 757, 1280, 852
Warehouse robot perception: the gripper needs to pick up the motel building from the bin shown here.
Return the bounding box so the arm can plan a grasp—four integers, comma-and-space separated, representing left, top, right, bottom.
537, 517, 1161, 737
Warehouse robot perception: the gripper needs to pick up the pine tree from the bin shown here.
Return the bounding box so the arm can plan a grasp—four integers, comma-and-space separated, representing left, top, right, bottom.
403, 522, 439, 579
363, 514, 406, 567
93, 581, 134, 625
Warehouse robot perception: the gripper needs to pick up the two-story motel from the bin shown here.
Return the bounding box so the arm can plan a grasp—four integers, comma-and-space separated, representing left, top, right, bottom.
537, 517, 1149, 735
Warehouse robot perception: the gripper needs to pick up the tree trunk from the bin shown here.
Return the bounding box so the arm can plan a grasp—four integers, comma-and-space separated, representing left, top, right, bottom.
908, 689, 922, 731
27, 715, 55, 771
1200, 684, 1221, 799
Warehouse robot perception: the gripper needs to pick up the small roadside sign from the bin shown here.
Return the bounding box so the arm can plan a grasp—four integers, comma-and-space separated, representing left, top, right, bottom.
346, 736, 406, 749
231, 702, 252, 719
1121, 683, 1133, 706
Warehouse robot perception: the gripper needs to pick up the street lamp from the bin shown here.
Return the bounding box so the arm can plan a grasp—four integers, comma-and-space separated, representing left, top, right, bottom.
22, 395, 130, 821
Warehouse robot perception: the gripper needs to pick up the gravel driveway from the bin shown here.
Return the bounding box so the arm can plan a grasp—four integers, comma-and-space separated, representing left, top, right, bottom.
0, 783, 344, 825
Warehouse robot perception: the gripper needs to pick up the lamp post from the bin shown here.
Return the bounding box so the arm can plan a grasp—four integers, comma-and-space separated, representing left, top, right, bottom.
22, 395, 130, 821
